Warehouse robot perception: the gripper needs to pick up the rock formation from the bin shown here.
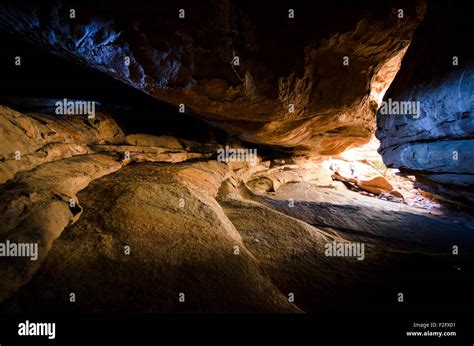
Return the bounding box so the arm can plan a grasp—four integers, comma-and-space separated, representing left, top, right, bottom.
0, 0, 425, 154
0, 103, 472, 313
0, 105, 218, 302
0, 0, 472, 315
376, 2, 474, 205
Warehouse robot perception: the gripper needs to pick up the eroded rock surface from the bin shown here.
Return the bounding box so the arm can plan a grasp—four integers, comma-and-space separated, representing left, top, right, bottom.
0, 0, 472, 314
0, 106, 472, 312
0, 105, 222, 302
0, 105, 123, 184
2, 162, 301, 312
376, 2, 474, 205
0, 153, 125, 302
2, 155, 472, 313
0, 0, 425, 154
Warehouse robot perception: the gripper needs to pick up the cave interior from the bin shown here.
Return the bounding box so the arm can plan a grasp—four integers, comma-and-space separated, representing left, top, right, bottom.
0, 0, 472, 314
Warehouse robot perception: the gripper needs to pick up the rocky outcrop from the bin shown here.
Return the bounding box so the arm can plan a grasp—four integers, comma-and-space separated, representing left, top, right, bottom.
0, 153, 126, 302
0, 105, 123, 184
0, 105, 218, 184
0, 0, 425, 154
376, 2, 474, 205
0, 106, 472, 312
1, 161, 302, 312
2, 150, 473, 313
0, 105, 224, 301
0, 1, 472, 315
241, 164, 474, 252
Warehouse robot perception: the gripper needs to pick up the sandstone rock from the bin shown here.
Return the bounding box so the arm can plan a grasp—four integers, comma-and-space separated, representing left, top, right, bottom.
0, 105, 124, 184
0, 0, 425, 154
1, 163, 299, 312
243, 177, 474, 253
0, 143, 90, 184
376, 2, 474, 205
0, 1, 473, 316
90, 144, 211, 163
0, 154, 126, 302
124, 134, 183, 149
1, 151, 473, 313
218, 196, 380, 310
247, 167, 306, 193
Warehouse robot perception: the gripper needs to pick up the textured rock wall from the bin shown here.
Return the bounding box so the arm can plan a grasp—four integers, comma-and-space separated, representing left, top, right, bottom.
0, 104, 223, 301
0, 0, 425, 154
376, 2, 474, 205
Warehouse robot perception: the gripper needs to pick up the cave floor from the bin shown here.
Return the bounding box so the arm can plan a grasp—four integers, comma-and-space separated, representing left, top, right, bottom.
0, 106, 472, 313
1, 156, 472, 313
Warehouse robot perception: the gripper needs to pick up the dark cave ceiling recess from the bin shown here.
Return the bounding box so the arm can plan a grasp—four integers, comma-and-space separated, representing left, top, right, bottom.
0, 0, 425, 154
